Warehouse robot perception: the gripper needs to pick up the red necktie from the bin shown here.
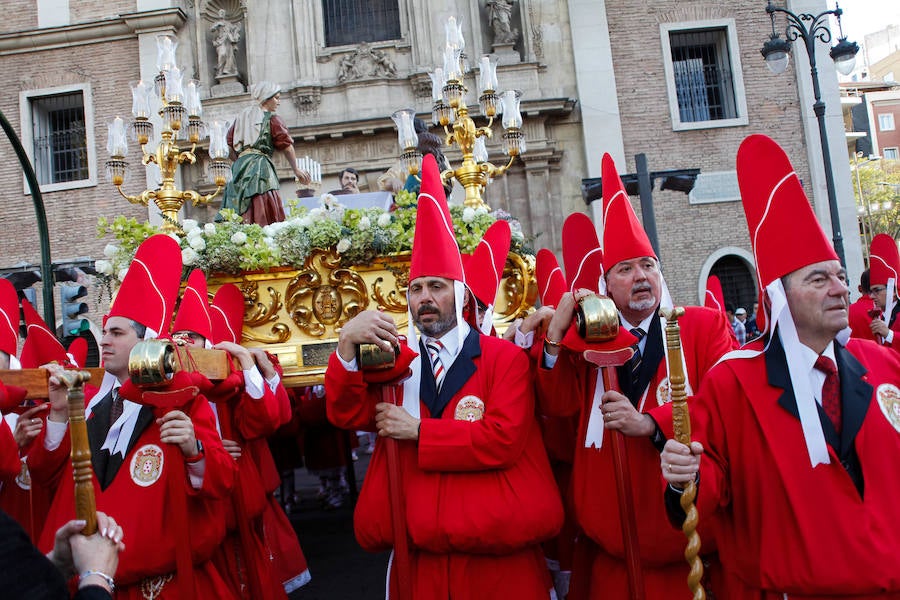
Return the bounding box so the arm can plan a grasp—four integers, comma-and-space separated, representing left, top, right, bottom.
814, 355, 841, 435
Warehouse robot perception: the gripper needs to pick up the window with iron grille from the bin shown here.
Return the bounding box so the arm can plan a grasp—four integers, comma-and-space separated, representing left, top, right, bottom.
323, 0, 401, 47
30, 92, 89, 185
710, 255, 757, 315
661, 20, 748, 131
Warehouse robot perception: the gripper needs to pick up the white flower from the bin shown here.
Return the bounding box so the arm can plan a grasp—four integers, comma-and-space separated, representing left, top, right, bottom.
336, 238, 351, 253
95, 259, 113, 276
103, 243, 118, 258
321, 193, 338, 209
358, 216, 371, 231
182, 247, 199, 265
264, 237, 276, 248
308, 208, 324, 222
204, 223, 216, 235
189, 236, 206, 251
475, 206, 488, 217
187, 227, 203, 239
182, 219, 199, 232
117, 267, 129, 282
462, 207, 476, 223
377, 213, 392, 227
231, 231, 247, 245
168, 232, 181, 244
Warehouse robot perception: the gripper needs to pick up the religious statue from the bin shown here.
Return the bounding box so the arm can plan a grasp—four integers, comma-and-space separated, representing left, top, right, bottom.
487, 0, 519, 45
210, 10, 241, 79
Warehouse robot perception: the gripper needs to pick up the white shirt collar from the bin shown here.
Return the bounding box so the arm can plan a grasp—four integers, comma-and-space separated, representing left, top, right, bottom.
620, 313, 655, 352
426, 321, 471, 365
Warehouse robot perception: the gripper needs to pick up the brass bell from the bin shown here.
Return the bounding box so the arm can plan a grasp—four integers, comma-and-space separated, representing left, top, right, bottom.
128, 339, 177, 387
575, 294, 619, 342
356, 342, 400, 371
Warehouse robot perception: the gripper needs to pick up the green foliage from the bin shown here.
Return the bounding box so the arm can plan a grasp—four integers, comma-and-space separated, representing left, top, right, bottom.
853, 159, 900, 240
96, 194, 532, 279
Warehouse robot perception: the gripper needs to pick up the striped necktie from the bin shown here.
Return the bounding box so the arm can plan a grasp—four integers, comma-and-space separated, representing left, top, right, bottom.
426, 340, 446, 392
628, 328, 646, 392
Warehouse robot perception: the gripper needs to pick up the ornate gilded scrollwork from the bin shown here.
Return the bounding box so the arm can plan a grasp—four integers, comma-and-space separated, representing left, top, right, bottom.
372, 276, 408, 312
240, 282, 283, 327
242, 322, 291, 344
285, 250, 370, 336
498, 252, 537, 322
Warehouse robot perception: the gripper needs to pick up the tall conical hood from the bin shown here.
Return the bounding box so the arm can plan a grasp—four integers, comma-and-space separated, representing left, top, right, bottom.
600, 153, 656, 272
172, 269, 213, 342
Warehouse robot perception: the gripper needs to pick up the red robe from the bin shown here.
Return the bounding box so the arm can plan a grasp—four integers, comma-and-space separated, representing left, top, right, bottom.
535, 306, 734, 599
848, 295, 876, 341
687, 335, 900, 598
326, 329, 563, 600
29, 383, 238, 600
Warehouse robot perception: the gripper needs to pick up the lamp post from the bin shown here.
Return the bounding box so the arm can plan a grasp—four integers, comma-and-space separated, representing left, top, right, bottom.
760, 0, 859, 267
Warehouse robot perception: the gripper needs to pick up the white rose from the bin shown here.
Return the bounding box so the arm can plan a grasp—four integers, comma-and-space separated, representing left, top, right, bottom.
168, 232, 181, 244
182, 219, 199, 232
309, 208, 324, 222
321, 193, 337, 208
299, 216, 313, 228
103, 243, 118, 258
264, 237, 277, 248
231, 231, 248, 245
462, 207, 475, 223
336, 238, 351, 253
189, 236, 206, 251
475, 207, 488, 216
187, 227, 203, 240
182, 247, 199, 265
377, 213, 392, 227
117, 267, 129, 282
95, 259, 113, 275
358, 216, 371, 231
204, 223, 216, 235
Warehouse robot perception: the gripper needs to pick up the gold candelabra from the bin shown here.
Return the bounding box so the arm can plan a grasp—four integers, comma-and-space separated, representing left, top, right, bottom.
105, 34, 231, 232
392, 17, 526, 211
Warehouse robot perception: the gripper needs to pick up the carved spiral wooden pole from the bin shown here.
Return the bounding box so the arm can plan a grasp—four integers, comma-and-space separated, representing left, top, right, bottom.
660, 307, 704, 600
59, 370, 97, 535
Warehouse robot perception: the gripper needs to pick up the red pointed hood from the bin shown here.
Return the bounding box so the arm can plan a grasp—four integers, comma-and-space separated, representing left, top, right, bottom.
562, 213, 603, 293
0, 279, 18, 357
869, 233, 899, 288
704, 275, 727, 315
210, 283, 245, 345
600, 153, 656, 272
172, 269, 213, 342
66, 337, 88, 369
737, 135, 838, 290
19, 299, 68, 368
107, 234, 183, 336
465, 220, 511, 306
409, 154, 463, 283
536, 249, 567, 308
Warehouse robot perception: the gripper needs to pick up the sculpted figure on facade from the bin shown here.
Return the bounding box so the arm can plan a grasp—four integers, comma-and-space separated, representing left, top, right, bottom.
487, 0, 519, 45
211, 9, 242, 79
337, 43, 398, 82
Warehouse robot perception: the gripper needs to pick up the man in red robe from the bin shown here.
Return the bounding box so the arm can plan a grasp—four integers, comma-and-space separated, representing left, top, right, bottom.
535, 156, 734, 598
662, 134, 900, 599
867, 234, 900, 351
325, 155, 563, 599
30, 235, 238, 599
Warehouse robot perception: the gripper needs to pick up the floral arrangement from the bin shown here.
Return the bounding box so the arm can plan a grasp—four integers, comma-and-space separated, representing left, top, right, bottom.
95, 191, 531, 285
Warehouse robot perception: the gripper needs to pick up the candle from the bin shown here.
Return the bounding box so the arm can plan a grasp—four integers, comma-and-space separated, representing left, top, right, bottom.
130, 81, 152, 119
185, 80, 202, 117
430, 68, 445, 101
107, 117, 128, 157
478, 56, 492, 92
164, 67, 184, 103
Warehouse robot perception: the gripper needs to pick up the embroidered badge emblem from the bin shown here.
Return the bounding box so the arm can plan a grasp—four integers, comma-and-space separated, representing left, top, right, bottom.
454, 395, 485, 421
876, 383, 900, 433
15, 458, 30, 490
656, 378, 672, 406
130, 444, 164, 487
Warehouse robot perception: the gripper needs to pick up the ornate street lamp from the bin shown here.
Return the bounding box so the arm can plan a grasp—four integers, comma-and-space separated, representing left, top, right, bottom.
104, 34, 231, 232
760, 1, 859, 267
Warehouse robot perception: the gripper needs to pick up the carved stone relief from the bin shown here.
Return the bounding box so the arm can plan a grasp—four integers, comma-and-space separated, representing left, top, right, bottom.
336, 43, 398, 83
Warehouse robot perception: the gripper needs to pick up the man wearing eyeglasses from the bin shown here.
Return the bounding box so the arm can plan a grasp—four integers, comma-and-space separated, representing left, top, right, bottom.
867, 234, 900, 350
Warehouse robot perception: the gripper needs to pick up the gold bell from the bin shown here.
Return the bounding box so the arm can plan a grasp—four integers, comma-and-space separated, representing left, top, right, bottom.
575, 294, 619, 342
356, 342, 400, 372
128, 339, 177, 387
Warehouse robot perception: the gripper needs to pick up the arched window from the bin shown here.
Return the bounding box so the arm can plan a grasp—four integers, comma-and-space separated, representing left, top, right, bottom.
323, 0, 401, 47
709, 254, 756, 313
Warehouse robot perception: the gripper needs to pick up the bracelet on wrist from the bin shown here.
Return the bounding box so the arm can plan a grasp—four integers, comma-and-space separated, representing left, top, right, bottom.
80, 570, 115, 592
544, 336, 561, 348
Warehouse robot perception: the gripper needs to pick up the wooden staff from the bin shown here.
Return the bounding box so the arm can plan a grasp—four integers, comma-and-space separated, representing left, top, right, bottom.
660, 307, 704, 600
58, 370, 98, 535
382, 382, 412, 600
583, 347, 644, 600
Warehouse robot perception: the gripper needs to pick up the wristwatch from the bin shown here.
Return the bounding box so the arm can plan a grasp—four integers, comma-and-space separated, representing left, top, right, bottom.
185, 439, 205, 463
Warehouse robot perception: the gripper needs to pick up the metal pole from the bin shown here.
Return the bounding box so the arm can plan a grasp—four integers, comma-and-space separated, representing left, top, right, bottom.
0, 109, 56, 326
635, 154, 661, 258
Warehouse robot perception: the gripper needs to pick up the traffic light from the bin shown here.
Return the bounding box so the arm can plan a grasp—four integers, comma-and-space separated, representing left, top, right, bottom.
60, 284, 89, 336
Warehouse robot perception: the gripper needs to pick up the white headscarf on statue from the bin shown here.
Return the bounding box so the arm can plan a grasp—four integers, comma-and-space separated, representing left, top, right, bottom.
232, 81, 281, 153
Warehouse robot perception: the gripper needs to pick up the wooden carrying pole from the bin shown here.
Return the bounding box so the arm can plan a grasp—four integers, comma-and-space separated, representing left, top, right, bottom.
382, 383, 412, 600
59, 370, 98, 535
660, 307, 705, 600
